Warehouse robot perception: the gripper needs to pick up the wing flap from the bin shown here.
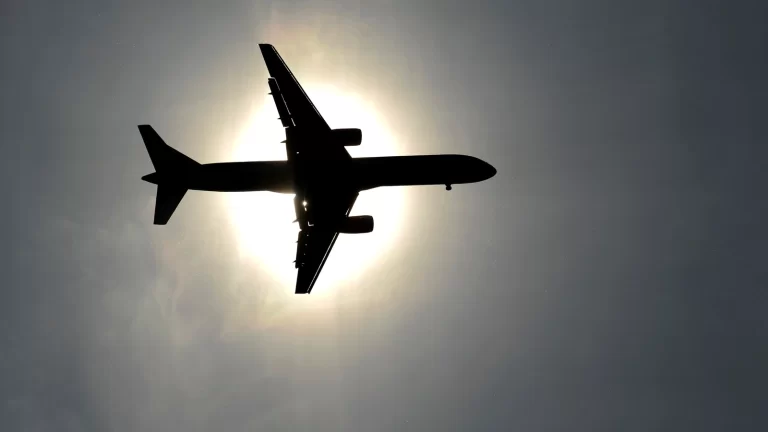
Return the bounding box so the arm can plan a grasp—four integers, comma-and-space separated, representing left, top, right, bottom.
295, 228, 339, 294
267, 78, 293, 128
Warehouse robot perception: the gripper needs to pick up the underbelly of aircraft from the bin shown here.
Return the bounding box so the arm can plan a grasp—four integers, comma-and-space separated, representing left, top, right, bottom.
183, 154, 488, 193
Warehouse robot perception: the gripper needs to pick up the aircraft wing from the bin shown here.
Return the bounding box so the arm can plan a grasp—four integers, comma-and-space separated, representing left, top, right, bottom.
259, 44, 329, 131
294, 192, 358, 294
294, 228, 339, 294
259, 43, 357, 293
259, 43, 350, 160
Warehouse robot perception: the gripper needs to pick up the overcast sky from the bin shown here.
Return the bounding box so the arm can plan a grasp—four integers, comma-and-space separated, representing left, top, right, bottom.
2, 1, 768, 430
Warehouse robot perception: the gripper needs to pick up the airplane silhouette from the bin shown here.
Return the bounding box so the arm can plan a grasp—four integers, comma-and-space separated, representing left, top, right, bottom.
140, 44, 496, 294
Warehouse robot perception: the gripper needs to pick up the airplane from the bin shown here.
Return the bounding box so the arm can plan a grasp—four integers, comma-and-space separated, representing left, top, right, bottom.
140, 44, 496, 294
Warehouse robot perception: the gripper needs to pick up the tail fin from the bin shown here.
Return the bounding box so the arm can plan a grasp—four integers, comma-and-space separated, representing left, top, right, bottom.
139, 125, 199, 173
138, 125, 200, 225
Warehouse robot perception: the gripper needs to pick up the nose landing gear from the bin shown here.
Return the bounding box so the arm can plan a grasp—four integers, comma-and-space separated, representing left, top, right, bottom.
445, 184, 452, 191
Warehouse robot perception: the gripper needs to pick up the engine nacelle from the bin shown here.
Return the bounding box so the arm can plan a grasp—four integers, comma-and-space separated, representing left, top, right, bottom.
338, 215, 374, 234
330, 128, 362, 146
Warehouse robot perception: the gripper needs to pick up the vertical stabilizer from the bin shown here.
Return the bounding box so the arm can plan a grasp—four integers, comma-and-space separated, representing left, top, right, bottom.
138, 125, 199, 172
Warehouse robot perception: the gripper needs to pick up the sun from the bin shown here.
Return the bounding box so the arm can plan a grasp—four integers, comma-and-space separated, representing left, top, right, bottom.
227, 86, 406, 294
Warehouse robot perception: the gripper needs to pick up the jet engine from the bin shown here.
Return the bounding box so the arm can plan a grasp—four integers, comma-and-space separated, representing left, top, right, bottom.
330, 128, 362, 146
338, 215, 374, 234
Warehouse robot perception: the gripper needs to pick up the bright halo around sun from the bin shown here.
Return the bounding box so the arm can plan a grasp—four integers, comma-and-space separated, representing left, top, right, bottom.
227, 86, 406, 294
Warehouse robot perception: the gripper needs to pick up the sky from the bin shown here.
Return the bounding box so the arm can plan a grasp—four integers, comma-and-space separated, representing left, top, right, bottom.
2, 0, 768, 430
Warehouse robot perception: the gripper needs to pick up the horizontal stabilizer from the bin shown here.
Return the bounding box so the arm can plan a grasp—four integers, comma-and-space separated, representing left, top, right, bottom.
154, 184, 187, 225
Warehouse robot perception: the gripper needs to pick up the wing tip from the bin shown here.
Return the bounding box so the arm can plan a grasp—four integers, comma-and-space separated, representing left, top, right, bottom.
295, 277, 314, 294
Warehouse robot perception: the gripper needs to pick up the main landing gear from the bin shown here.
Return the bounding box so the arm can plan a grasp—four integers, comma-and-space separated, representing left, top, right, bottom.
445, 184, 452, 191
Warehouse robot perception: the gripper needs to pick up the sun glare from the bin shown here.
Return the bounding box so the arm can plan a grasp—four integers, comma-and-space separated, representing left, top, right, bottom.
227, 87, 406, 294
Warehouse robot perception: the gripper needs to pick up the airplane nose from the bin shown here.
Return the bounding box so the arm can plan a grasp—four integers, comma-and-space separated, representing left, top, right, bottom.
484, 161, 497, 179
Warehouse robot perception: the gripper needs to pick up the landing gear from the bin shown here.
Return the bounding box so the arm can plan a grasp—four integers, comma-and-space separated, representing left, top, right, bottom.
445, 184, 452, 191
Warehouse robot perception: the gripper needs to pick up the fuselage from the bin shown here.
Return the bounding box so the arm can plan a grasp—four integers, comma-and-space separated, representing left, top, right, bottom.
144, 154, 496, 193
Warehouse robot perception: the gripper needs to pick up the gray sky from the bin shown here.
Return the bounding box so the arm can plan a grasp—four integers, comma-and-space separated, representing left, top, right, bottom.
3, 0, 768, 430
